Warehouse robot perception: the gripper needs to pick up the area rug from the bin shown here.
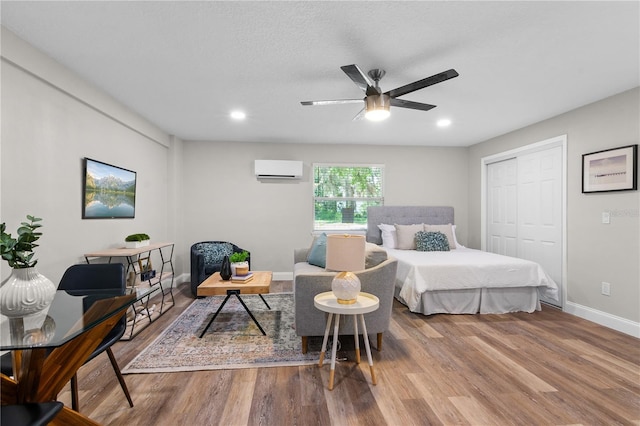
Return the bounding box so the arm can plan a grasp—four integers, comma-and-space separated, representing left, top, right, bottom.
122, 292, 321, 373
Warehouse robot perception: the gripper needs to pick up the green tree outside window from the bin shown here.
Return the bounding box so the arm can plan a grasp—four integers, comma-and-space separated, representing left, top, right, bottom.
313, 164, 384, 231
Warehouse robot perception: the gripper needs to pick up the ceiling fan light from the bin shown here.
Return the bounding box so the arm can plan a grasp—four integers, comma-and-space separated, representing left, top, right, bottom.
230, 110, 246, 120
365, 94, 391, 121
365, 109, 390, 121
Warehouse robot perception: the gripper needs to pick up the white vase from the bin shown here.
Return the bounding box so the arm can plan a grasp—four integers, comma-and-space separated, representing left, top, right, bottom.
126, 240, 150, 249
0, 267, 57, 318
19, 310, 57, 345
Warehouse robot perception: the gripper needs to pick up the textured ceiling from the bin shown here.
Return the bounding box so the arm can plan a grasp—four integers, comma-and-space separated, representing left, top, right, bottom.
1, 1, 638, 147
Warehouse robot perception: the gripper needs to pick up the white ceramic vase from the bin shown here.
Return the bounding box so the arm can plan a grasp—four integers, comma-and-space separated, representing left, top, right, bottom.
0, 267, 57, 318
125, 240, 150, 249
18, 310, 57, 345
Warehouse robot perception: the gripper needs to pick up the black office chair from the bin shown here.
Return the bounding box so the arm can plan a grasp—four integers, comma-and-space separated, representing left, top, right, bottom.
1, 352, 12, 376
58, 263, 134, 412
0, 401, 64, 426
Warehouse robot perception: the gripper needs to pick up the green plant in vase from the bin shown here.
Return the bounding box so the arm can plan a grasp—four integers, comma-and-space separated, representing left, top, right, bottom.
229, 250, 249, 263
229, 250, 250, 276
0, 215, 42, 268
0, 215, 56, 317
125, 233, 150, 248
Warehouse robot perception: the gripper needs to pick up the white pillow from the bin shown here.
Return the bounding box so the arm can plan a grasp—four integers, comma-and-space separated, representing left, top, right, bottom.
377, 224, 397, 248
424, 223, 457, 250
452, 225, 464, 248
395, 224, 424, 250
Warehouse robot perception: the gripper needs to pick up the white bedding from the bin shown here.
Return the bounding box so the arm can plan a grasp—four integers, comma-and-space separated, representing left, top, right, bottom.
385, 247, 559, 312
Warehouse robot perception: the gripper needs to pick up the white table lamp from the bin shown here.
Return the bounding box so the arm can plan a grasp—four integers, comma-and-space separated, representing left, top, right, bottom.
326, 234, 366, 304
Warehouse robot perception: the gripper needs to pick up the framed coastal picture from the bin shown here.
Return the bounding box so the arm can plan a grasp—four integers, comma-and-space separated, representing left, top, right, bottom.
582, 144, 638, 193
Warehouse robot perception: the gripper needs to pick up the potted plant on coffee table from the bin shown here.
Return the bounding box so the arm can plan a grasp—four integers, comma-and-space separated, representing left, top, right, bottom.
229, 250, 249, 276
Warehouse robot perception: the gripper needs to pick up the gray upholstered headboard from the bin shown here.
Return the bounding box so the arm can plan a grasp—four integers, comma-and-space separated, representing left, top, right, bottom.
366, 206, 454, 244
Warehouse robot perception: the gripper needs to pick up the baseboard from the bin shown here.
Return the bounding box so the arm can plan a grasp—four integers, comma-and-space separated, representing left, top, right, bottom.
173, 273, 190, 287
273, 272, 293, 281
564, 301, 640, 338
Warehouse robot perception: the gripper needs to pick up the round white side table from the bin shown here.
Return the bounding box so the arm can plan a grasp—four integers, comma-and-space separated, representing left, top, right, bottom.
313, 291, 380, 390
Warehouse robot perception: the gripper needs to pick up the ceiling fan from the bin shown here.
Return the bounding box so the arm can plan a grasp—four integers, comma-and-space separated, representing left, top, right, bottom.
301, 64, 459, 121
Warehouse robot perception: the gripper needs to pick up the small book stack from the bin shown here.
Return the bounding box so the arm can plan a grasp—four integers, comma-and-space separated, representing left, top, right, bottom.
231, 272, 254, 283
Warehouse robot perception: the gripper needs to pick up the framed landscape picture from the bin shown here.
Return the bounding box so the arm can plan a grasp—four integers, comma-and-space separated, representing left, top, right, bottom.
582, 144, 638, 193
82, 158, 137, 218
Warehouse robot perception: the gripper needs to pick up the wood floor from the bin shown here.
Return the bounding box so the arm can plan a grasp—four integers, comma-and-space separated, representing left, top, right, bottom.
60, 281, 640, 426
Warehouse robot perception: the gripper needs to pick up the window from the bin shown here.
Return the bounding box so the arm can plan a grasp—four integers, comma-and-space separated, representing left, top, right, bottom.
313, 164, 384, 231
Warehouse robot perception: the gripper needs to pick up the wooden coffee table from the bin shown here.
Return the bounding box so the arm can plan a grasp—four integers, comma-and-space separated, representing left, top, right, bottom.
197, 271, 272, 337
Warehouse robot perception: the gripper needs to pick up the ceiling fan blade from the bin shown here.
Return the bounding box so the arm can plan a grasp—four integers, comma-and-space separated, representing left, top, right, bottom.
341, 64, 375, 93
390, 98, 437, 111
385, 69, 459, 99
301, 99, 363, 106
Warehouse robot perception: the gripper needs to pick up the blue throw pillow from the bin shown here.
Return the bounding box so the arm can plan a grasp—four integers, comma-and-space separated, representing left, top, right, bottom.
415, 231, 450, 252
307, 233, 328, 268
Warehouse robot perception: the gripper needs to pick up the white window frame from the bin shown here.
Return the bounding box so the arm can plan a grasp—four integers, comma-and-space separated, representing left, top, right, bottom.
312, 163, 385, 232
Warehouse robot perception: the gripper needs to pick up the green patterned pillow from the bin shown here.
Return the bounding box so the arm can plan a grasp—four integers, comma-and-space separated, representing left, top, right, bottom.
415, 231, 450, 252
195, 242, 233, 266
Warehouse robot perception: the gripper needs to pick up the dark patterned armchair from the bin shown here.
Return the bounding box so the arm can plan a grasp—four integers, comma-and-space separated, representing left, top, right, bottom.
190, 241, 251, 297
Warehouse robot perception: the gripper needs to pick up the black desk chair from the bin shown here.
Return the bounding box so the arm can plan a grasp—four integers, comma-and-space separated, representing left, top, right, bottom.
58, 263, 134, 412
1, 352, 12, 376
1, 401, 63, 426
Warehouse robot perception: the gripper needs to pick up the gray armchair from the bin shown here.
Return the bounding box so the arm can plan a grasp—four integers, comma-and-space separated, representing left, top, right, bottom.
293, 244, 397, 353
190, 241, 251, 297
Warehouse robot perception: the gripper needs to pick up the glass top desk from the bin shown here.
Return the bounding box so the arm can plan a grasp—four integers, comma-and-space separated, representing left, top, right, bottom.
0, 287, 155, 350
1, 287, 155, 425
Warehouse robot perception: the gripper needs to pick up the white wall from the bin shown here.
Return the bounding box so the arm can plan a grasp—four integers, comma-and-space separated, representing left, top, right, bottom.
4, 26, 637, 335
180, 141, 468, 276
1, 27, 177, 284
1, 26, 469, 286
468, 88, 640, 328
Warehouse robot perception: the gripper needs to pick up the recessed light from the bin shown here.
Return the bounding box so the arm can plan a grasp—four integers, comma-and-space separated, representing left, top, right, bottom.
437, 119, 451, 127
230, 110, 246, 120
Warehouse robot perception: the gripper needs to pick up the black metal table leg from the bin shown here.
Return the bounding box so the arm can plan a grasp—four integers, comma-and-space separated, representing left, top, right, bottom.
199, 292, 233, 338
259, 294, 271, 310
234, 293, 267, 336
199, 290, 267, 337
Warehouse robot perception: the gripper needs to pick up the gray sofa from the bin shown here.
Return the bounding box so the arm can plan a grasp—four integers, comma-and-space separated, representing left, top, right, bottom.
293, 243, 398, 353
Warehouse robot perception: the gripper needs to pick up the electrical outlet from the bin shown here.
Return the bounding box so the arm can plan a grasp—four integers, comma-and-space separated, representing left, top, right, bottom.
601, 282, 611, 296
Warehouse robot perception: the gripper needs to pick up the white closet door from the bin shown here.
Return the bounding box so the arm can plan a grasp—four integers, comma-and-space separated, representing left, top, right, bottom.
487, 158, 518, 256
517, 146, 563, 306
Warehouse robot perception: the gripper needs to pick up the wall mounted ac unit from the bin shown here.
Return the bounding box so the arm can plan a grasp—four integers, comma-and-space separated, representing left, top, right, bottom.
255, 160, 303, 179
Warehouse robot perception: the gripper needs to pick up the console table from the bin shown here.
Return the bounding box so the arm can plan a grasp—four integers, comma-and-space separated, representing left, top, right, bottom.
84, 242, 175, 340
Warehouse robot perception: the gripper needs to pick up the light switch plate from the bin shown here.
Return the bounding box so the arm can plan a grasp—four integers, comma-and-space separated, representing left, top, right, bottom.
602, 211, 610, 224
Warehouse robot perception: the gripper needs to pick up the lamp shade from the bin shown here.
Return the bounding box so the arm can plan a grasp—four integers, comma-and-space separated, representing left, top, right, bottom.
326, 234, 366, 272
326, 234, 366, 304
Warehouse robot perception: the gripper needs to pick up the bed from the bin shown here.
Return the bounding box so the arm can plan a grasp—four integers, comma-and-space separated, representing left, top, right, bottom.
366, 206, 559, 315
